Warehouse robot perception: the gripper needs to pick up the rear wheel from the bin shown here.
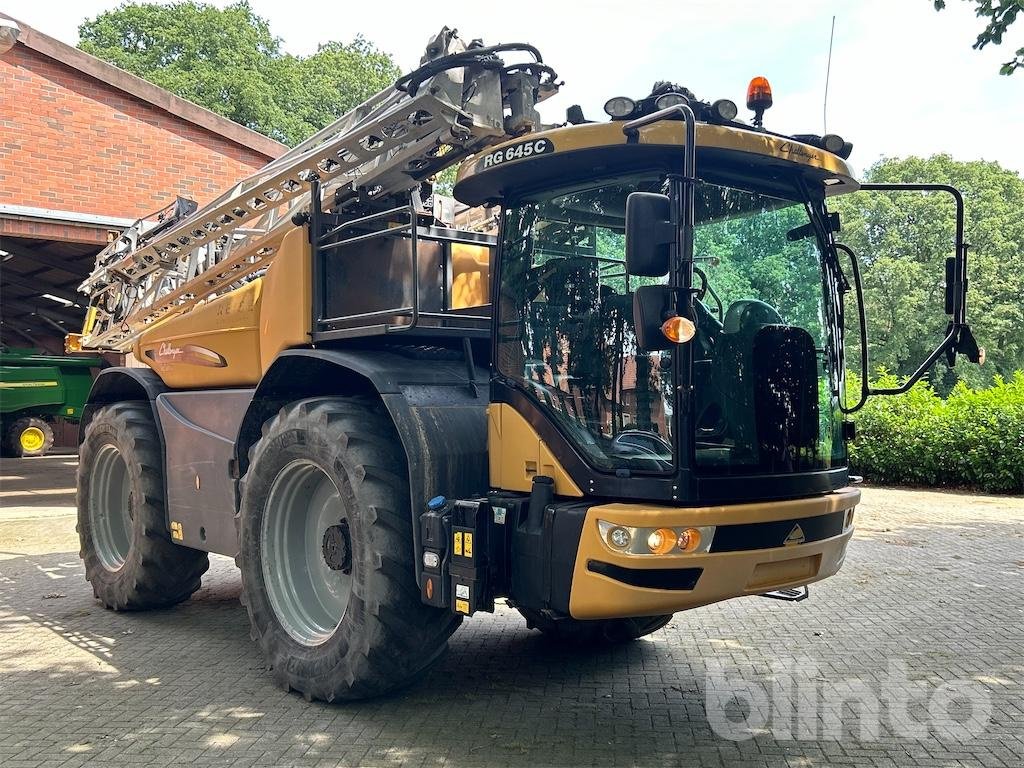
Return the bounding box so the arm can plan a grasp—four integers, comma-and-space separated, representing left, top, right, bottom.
77, 403, 209, 610
6, 416, 54, 457
518, 607, 672, 645
237, 397, 460, 702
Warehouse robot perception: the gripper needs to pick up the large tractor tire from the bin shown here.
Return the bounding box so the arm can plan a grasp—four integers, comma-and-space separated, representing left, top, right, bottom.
77, 403, 209, 610
517, 607, 672, 645
237, 397, 460, 702
5, 416, 54, 457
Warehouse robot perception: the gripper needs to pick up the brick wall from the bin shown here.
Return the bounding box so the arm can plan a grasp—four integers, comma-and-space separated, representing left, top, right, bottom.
0, 43, 274, 222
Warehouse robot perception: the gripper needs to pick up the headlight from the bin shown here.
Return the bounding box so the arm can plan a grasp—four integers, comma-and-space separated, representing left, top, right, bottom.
655, 92, 688, 110
606, 525, 632, 550
603, 96, 636, 118
646, 528, 677, 555
598, 520, 716, 555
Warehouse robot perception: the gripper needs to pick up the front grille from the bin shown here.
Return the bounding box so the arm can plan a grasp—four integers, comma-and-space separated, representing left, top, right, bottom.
709, 510, 845, 553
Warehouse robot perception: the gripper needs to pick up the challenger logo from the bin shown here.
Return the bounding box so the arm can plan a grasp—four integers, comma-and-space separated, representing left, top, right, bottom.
777, 141, 816, 161
782, 524, 806, 548
143, 342, 226, 368
783, 523, 806, 546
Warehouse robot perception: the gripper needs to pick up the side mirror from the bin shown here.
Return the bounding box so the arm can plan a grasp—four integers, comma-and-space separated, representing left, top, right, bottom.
625, 192, 673, 277
633, 284, 677, 351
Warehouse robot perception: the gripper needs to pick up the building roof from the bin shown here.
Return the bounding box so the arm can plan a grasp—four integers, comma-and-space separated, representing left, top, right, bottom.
0, 13, 287, 161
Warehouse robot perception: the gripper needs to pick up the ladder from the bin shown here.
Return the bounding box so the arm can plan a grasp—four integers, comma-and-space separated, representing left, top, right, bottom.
78, 27, 558, 351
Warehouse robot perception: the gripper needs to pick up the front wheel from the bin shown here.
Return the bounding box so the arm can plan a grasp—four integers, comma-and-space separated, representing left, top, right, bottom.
517, 606, 672, 645
236, 397, 460, 702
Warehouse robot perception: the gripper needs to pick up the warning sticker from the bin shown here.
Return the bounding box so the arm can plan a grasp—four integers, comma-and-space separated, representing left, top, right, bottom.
454, 531, 463, 556
455, 599, 470, 614
455, 583, 470, 600
464, 532, 473, 558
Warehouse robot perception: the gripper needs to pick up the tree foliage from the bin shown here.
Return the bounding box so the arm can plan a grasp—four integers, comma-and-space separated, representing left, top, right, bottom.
78, 1, 400, 145
934, 0, 1024, 74
831, 155, 1024, 393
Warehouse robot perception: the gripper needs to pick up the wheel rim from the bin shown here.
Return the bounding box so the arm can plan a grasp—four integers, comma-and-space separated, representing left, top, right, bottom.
262, 460, 352, 647
20, 426, 45, 453
88, 443, 132, 571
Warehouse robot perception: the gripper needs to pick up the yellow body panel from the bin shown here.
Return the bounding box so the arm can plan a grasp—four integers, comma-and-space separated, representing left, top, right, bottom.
135, 280, 263, 388
135, 226, 312, 388
567, 488, 860, 619
487, 403, 582, 497
258, 227, 313, 371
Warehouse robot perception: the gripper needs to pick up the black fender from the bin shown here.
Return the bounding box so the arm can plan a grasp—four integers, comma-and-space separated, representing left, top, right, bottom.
80, 367, 169, 444
236, 347, 490, 581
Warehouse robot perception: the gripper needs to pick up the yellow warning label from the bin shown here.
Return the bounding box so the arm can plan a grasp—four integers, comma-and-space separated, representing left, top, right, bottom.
170, 521, 183, 541
453, 531, 463, 556
455, 599, 470, 614
464, 532, 473, 558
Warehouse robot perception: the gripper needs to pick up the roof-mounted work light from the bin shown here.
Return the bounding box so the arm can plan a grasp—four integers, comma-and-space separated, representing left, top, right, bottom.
655, 92, 689, 110
604, 96, 636, 118
711, 98, 738, 122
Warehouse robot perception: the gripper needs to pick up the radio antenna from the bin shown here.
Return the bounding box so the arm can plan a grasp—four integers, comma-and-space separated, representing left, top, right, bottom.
824, 14, 836, 134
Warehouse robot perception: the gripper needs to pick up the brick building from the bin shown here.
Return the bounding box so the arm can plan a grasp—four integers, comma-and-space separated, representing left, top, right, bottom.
0, 13, 285, 351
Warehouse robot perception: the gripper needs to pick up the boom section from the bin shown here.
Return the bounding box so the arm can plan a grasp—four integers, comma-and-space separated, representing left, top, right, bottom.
78, 27, 558, 350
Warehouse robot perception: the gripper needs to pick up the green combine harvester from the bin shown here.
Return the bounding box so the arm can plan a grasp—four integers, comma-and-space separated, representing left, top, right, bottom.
0, 349, 101, 457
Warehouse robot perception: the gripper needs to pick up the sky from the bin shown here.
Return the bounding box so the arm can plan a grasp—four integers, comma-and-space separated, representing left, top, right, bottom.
3, 0, 1022, 175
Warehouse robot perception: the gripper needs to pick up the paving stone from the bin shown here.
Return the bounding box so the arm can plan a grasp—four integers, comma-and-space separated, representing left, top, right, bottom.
1, 456, 1022, 766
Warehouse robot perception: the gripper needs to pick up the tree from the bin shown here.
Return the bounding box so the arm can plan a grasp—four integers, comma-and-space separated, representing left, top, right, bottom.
933, 0, 1024, 75
78, 1, 400, 145
831, 155, 1024, 392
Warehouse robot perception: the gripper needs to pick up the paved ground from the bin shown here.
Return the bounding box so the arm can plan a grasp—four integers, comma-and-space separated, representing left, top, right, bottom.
1, 455, 1022, 767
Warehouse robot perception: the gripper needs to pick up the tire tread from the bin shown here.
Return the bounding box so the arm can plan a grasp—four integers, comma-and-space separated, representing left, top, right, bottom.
78, 402, 209, 611
237, 396, 459, 702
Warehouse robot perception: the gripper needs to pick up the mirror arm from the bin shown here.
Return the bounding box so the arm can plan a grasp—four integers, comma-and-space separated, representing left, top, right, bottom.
854, 183, 978, 395
624, 103, 698, 449
859, 183, 968, 327
622, 104, 698, 187
623, 102, 698, 282
868, 328, 959, 396
834, 242, 870, 414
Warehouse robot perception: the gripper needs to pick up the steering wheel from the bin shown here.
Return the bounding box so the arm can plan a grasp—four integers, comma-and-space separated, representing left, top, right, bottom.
610, 430, 673, 466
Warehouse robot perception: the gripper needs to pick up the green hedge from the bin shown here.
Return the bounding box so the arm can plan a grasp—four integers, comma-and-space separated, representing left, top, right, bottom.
847, 371, 1024, 494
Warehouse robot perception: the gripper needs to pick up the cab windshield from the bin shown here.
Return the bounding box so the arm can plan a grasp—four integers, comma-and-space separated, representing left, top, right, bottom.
496, 173, 846, 476
692, 186, 847, 474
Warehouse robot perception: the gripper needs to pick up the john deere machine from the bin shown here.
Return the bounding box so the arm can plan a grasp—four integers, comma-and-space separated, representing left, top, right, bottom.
72, 28, 980, 701
0, 349, 101, 456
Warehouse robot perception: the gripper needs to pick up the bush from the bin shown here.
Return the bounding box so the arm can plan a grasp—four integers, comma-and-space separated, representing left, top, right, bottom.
848, 370, 1024, 494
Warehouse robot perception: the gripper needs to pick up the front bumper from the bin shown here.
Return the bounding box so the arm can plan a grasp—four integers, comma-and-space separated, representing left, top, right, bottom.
567, 487, 860, 619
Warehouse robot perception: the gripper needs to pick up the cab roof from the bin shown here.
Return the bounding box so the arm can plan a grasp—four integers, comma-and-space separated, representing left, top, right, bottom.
453, 120, 858, 207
